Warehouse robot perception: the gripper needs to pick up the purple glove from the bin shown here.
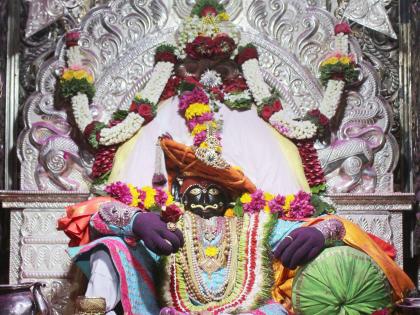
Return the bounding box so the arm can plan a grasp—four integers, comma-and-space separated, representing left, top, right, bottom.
273, 227, 324, 269
132, 212, 184, 256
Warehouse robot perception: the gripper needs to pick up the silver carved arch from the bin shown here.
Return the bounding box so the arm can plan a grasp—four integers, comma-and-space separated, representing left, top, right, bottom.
18, 0, 397, 193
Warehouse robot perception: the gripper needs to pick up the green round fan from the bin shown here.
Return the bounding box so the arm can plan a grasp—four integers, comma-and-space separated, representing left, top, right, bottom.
292, 246, 392, 315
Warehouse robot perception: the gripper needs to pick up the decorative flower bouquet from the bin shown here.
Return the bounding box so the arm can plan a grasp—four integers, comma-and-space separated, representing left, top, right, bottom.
319, 52, 358, 86
129, 95, 156, 123
229, 189, 334, 220
105, 181, 184, 223
60, 66, 95, 100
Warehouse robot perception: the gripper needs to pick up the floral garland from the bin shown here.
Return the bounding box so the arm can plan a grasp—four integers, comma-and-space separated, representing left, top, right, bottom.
319, 52, 357, 86
228, 189, 334, 221
175, 4, 238, 59
162, 211, 275, 313
105, 181, 184, 222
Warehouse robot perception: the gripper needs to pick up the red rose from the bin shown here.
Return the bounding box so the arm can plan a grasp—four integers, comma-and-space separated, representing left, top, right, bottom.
137, 104, 154, 122
210, 87, 224, 101
334, 22, 352, 35
84, 121, 97, 137
200, 5, 217, 17
160, 76, 181, 102
186, 36, 214, 59
272, 99, 283, 112
331, 73, 345, 81
212, 35, 236, 58
235, 47, 258, 65
260, 105, 274, 121
184, 75, 203, 88
129, 101, 138, 112
155, 51, 177, 64
371, 309, 389, 315
223, 77, 248, 93
318, 114, 329, 126
309, 109, 321, 117
161, 204, 184, 223
65, 31, 80, 47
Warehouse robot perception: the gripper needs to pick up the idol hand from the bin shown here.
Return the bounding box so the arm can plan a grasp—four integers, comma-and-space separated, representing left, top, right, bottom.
132, 212, 184, 256
273, 227, 324, 269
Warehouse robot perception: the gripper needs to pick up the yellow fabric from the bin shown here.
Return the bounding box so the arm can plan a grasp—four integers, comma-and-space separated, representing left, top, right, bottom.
108, 129, 143, 183
272, 215, 415, 310
270, 127, 311, 193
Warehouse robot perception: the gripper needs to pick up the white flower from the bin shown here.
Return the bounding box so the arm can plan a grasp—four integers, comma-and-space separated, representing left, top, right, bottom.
334, 34, 349, 54
71, 93, 92, 131
99, 113, 144, 146
270, 110, 317, 140
140, 62, 174, 104
224, 90, 252, 102
320, 80, 345, 119
67, 46, 82, 67
200, 70, 222, 88
242, 59, 271, 105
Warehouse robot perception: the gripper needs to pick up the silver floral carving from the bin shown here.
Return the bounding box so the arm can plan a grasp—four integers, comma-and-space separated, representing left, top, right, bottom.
343, 0, 397, 39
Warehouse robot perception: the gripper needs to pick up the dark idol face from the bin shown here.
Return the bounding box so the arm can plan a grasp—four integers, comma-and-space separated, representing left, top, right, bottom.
182, 183, 228, 219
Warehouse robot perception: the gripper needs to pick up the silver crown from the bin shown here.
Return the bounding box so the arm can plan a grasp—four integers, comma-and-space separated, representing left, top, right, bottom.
194, 124, 230, 169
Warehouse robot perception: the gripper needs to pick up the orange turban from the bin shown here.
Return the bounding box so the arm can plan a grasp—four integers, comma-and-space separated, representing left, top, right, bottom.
160, 138, 256, 198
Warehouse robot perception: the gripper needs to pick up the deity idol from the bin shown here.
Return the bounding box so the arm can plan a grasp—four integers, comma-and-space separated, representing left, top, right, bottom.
57, 1, 414, 314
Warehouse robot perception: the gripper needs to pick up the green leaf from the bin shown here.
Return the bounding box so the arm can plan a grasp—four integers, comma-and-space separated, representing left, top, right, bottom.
60, 78, 95, 100
233, 199, 244, 217
156, 44, 176, 54
112, 110, 129, 121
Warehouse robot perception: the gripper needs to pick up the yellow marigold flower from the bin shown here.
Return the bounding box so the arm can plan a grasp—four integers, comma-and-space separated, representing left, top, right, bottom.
240, 193, 252, 204
185, 103, 211, 120
86, 75, 94, 84
142, 186, 156, 209
199, 141, 209, 149
205, 246, 219, 257
62, 70, 74, 80
224, 208, 235, 217
128, 184, 140, 207
73, 70, 88, 80
165, 191, 174, 206
264, 192, 274, 201
218, 12, 230, 21
264, 205, 270, 213
283, 194, 295, 212
325, 57, 339, 65
191, 124, 208, 136
215, 145, 222, 153
339, 56, 351, 65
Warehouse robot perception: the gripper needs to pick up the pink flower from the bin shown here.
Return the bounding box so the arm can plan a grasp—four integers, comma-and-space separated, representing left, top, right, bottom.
268, 195, 286, 214
179, 88, 209, 112
154, 188, 168, 207
334, 22, 352, 35
105, 182, 132, 205
193, 130, 207, 146
243, 190, 266, 213
288, 191, 315, 219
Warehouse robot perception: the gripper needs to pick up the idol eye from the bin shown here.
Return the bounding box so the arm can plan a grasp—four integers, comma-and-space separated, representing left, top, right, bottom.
189, 188, 202, 196
208, 188, 220, 196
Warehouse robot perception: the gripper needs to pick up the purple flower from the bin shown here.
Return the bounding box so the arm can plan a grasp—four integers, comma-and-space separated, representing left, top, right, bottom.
154, 188, 168, 207
193, 130, 207, 146
243, 189, 266, 213
268, 195, 286, 214
288, 191, 315, 219
105, 181, 132, 205
179, 88, 209, 112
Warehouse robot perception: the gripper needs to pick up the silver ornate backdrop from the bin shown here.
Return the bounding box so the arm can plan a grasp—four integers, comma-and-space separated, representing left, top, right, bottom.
0, 0, 419, 313
16, 0, 400, 194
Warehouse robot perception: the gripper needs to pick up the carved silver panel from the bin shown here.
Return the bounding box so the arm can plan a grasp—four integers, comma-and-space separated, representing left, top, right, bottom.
18, 0, 398, 194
